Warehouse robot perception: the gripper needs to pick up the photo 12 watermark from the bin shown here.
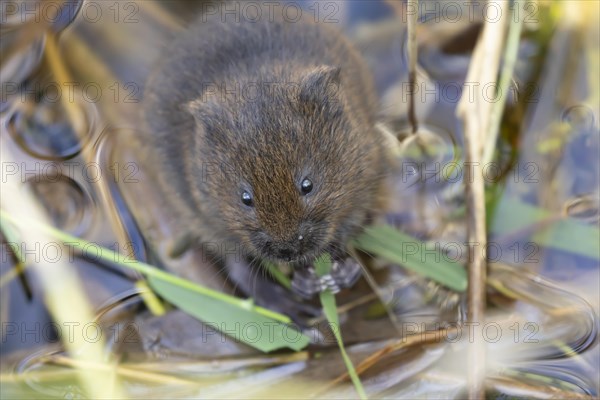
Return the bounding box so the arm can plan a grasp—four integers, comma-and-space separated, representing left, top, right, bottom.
199, 1, 340, 24
1, 81, 140, 104
0, 1, 139, 26
1, 161, 140, 185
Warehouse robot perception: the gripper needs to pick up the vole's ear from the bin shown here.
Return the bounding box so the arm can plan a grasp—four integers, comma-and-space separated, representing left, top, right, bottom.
297, 65, 342, 107
186, 98, 207, 126
186, 97, 217, 139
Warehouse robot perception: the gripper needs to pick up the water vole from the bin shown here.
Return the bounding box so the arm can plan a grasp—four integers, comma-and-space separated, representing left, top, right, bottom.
141, 7, 391, 297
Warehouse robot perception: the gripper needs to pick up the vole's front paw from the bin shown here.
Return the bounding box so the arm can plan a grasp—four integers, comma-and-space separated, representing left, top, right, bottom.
291, 267, 323, 299
291, 258, 363, 299
330, 257, 363, 288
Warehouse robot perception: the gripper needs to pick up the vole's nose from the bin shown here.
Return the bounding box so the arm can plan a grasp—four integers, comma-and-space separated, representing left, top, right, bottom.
275, 246, 295, 261
264, 235, 311, 261
261, 240, 295, 261
260, 222, 321, 261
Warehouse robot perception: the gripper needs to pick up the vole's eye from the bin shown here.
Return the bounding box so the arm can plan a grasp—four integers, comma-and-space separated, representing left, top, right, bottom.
241, 191, 254, 207
300, 178, 313, 195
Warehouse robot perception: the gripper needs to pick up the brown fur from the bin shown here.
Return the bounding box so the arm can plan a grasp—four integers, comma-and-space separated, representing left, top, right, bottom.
141, 6, 390, 268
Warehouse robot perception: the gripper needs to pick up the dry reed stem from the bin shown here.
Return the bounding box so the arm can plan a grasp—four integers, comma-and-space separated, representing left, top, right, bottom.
456, 1, 509, 398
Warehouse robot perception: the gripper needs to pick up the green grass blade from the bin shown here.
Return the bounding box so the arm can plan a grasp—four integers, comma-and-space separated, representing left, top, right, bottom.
353, 225, 467, 292
314, 253, 332, 277
489, 196, 600, 260
148, 275, 309, 352
0, 210, 290, 323
0, 210, 312, 353
262, 261, 292, 290
315, 254, 368, 399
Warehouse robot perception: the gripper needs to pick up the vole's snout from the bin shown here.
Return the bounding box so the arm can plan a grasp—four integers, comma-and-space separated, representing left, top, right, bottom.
255, 224, 320, 262
263, 236, 314, 262
270, 243, 296, 261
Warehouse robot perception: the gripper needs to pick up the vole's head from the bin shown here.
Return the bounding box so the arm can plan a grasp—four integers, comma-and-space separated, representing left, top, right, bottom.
187, 65, 388, 265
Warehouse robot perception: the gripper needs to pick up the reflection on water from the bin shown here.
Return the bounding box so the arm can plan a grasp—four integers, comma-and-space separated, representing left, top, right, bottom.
5, 87, 96, 160
26, 174, 94, 236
